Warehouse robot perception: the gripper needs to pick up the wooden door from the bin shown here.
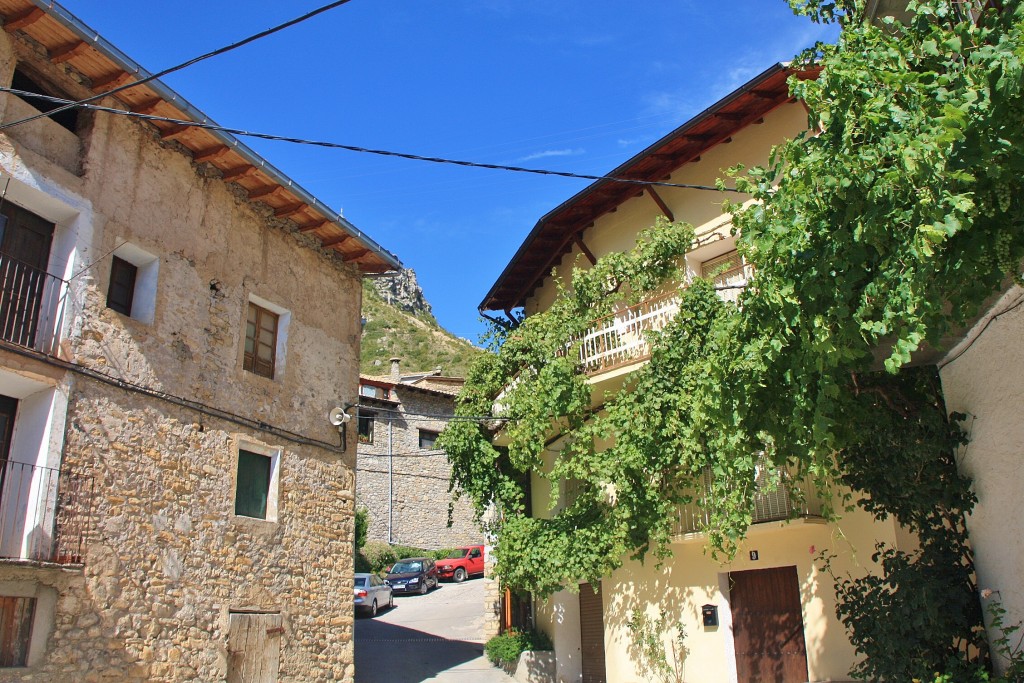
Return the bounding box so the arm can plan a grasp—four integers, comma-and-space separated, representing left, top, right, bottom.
730, 566, 809, 683
0, 204, 54, 347
227, 612, 283, 683
579, 582, 607, 683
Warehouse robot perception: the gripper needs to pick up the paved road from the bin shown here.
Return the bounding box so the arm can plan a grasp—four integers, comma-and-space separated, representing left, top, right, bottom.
354, 578, 515, 683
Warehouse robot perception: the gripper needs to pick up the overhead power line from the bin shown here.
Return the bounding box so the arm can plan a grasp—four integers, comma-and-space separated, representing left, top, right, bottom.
0, 0, 356, 131
0, 90, 742, 193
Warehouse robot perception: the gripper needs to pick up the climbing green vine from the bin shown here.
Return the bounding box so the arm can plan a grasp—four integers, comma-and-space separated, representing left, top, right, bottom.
440, 0, 1024, 676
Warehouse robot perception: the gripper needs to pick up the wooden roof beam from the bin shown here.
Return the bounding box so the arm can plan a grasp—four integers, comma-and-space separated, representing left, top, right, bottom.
4, 7, 44, 31
647, 188, 675, 222
222, 165, 257, 183
714, 112, 747, 121
92, 71, 135, 93
274, 202, 306, 219
321, 234, 352, 248
50, 41, 88, 64
248, 186, 283, 201
194, 145, 230, 163
159, 124, 191, 141
298, 220, 328, 233
343, 247, 370, 261
131, 98, 163, 115
575, 235, 597, 266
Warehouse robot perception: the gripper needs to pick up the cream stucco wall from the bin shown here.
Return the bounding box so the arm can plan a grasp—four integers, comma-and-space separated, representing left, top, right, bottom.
525, 102, 809, 316
939, 287, 1024, 675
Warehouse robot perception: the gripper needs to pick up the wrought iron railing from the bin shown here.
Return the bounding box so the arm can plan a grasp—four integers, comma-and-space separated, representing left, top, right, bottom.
570, 264, 753, 375
672, 462, 823, 537
0, 252, 68, 355
0, 459, 93, 564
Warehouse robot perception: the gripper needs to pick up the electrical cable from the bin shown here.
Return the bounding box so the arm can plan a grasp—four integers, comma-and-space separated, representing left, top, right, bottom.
938, 291, 1024, 369
357, 449, 447, 459
0, 0, 356, 132
0, 337, 346, 454
0, 88, 744, 193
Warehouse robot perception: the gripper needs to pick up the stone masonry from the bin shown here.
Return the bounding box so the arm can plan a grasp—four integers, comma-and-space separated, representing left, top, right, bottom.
0, 11, 386, 681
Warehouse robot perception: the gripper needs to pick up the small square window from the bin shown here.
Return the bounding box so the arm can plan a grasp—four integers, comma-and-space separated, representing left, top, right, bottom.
358, 411, 375, 444
418, 429, 439, 449
235, 449, 272, 519
244, 302, 279, 379
106, 256, 137, 316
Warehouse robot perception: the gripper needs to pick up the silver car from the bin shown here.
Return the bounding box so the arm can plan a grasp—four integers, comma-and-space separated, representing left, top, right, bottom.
354, 573, 393, 618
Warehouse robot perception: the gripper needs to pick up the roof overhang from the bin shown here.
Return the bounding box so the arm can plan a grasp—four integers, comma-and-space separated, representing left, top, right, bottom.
479, 62, 819, 313
0, 0, 400, 273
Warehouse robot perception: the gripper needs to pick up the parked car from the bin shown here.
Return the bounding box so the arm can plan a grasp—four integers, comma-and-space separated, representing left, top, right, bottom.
437, 545, 485, 583
354, 572, 393, 617
385, 557, 438, 595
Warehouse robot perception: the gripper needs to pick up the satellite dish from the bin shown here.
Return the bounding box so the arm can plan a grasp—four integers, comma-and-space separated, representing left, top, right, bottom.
329, 407, 351, 426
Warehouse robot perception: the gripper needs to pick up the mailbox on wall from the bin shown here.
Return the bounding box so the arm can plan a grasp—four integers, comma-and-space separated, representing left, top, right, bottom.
701, 603, 719, 628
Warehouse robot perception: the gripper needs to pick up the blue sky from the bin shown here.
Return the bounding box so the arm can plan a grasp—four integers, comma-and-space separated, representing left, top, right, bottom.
64, 1, 837, 344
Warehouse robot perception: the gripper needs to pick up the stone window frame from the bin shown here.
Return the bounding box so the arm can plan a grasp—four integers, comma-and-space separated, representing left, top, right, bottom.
106, 241, 159, 324
231, 439, 282, 524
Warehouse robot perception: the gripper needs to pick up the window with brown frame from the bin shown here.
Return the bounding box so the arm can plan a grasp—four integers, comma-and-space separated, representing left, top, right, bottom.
244, 302, 279, 379
106, 256, 137, 316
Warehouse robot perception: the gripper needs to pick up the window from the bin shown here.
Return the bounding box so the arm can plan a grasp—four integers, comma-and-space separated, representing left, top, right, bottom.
11, 68, 79, 134
244, 302, 279, 379
700, 250, 744, 284
418, 429, 439, 449
358, 411, 375, 444
235, 450, 271, 519
106, 256, 137, 315
0, 596, 35, 667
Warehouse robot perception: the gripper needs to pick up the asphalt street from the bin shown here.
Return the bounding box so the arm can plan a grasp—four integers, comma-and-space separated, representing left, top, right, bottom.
354, 577, 515, 683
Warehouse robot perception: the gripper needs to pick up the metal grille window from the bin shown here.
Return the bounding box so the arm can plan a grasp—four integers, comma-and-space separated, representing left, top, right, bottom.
0, 596, 35, 667
235, 449, 271, 519
106, 256, 137, 316
700, 250, 744, 284
244, 303, 279, 379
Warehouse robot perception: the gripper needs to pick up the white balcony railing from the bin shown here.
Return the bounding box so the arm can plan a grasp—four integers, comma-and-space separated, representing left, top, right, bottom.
571, 263, 752, 376
672, 461, 823, 537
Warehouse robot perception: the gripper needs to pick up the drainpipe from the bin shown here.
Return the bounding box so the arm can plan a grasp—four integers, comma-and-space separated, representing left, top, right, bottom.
388, 418, 394, 544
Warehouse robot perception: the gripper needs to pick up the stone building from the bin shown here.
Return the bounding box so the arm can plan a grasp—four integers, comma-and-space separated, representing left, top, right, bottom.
0, 3, 398, 681
356, 359, 482, 549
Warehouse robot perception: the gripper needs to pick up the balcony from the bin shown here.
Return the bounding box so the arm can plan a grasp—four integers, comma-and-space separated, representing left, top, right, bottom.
571, 263, 753, 376
0, 252, 69, 356
672, 463, 824, 537
0, 459, 93, 564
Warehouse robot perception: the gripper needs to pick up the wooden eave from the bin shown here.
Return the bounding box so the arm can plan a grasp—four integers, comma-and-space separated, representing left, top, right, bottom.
0, 0, 399, 274
479, 63, 820, 313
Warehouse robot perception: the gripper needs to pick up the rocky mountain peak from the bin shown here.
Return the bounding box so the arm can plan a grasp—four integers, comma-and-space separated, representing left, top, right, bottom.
370, 268, 433, 319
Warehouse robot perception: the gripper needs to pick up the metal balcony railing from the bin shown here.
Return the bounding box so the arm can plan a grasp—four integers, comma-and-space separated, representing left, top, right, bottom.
0, 252, 68, 356
672, 462, 823, 537
0, 459, 94, 564
570, 264, 753, 375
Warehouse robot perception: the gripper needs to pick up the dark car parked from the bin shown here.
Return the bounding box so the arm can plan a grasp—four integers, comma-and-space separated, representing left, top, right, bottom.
385, 557, 438, 595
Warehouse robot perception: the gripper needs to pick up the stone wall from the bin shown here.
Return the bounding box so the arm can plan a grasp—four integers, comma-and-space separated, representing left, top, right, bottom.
356, 387, 482, 550
0, 23, 364, 682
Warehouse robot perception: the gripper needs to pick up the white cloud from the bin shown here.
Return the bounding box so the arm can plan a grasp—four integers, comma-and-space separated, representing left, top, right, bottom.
517, 148, 586, 162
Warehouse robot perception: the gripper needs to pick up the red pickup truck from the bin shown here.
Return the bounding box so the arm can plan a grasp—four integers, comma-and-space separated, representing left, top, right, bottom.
436, 545, 485, 582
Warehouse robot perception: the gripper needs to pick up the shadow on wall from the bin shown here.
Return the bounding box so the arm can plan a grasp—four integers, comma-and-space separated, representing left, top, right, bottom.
603, 560, 706, 683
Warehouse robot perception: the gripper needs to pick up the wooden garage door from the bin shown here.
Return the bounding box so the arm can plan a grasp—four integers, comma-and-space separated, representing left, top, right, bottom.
227, 612, 283, 683
730, 566, 808, 683
579, 582, 606, 683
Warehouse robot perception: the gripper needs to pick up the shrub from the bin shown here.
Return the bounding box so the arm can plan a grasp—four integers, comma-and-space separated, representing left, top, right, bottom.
484, 629, 553, 666
354, 508, 368, 550
354, 551, 372, 573
362, 541, 397, 573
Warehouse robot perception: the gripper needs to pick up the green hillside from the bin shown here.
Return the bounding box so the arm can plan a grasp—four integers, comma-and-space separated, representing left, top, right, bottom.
360, 280, 482, 378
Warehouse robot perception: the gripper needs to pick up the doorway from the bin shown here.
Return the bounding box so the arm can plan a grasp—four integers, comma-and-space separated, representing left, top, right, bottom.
729, 566, 809, 683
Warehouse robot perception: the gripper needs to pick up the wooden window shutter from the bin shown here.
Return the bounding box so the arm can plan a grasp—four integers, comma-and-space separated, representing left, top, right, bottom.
244, 303, 278, 379
235, 450, 271, 519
